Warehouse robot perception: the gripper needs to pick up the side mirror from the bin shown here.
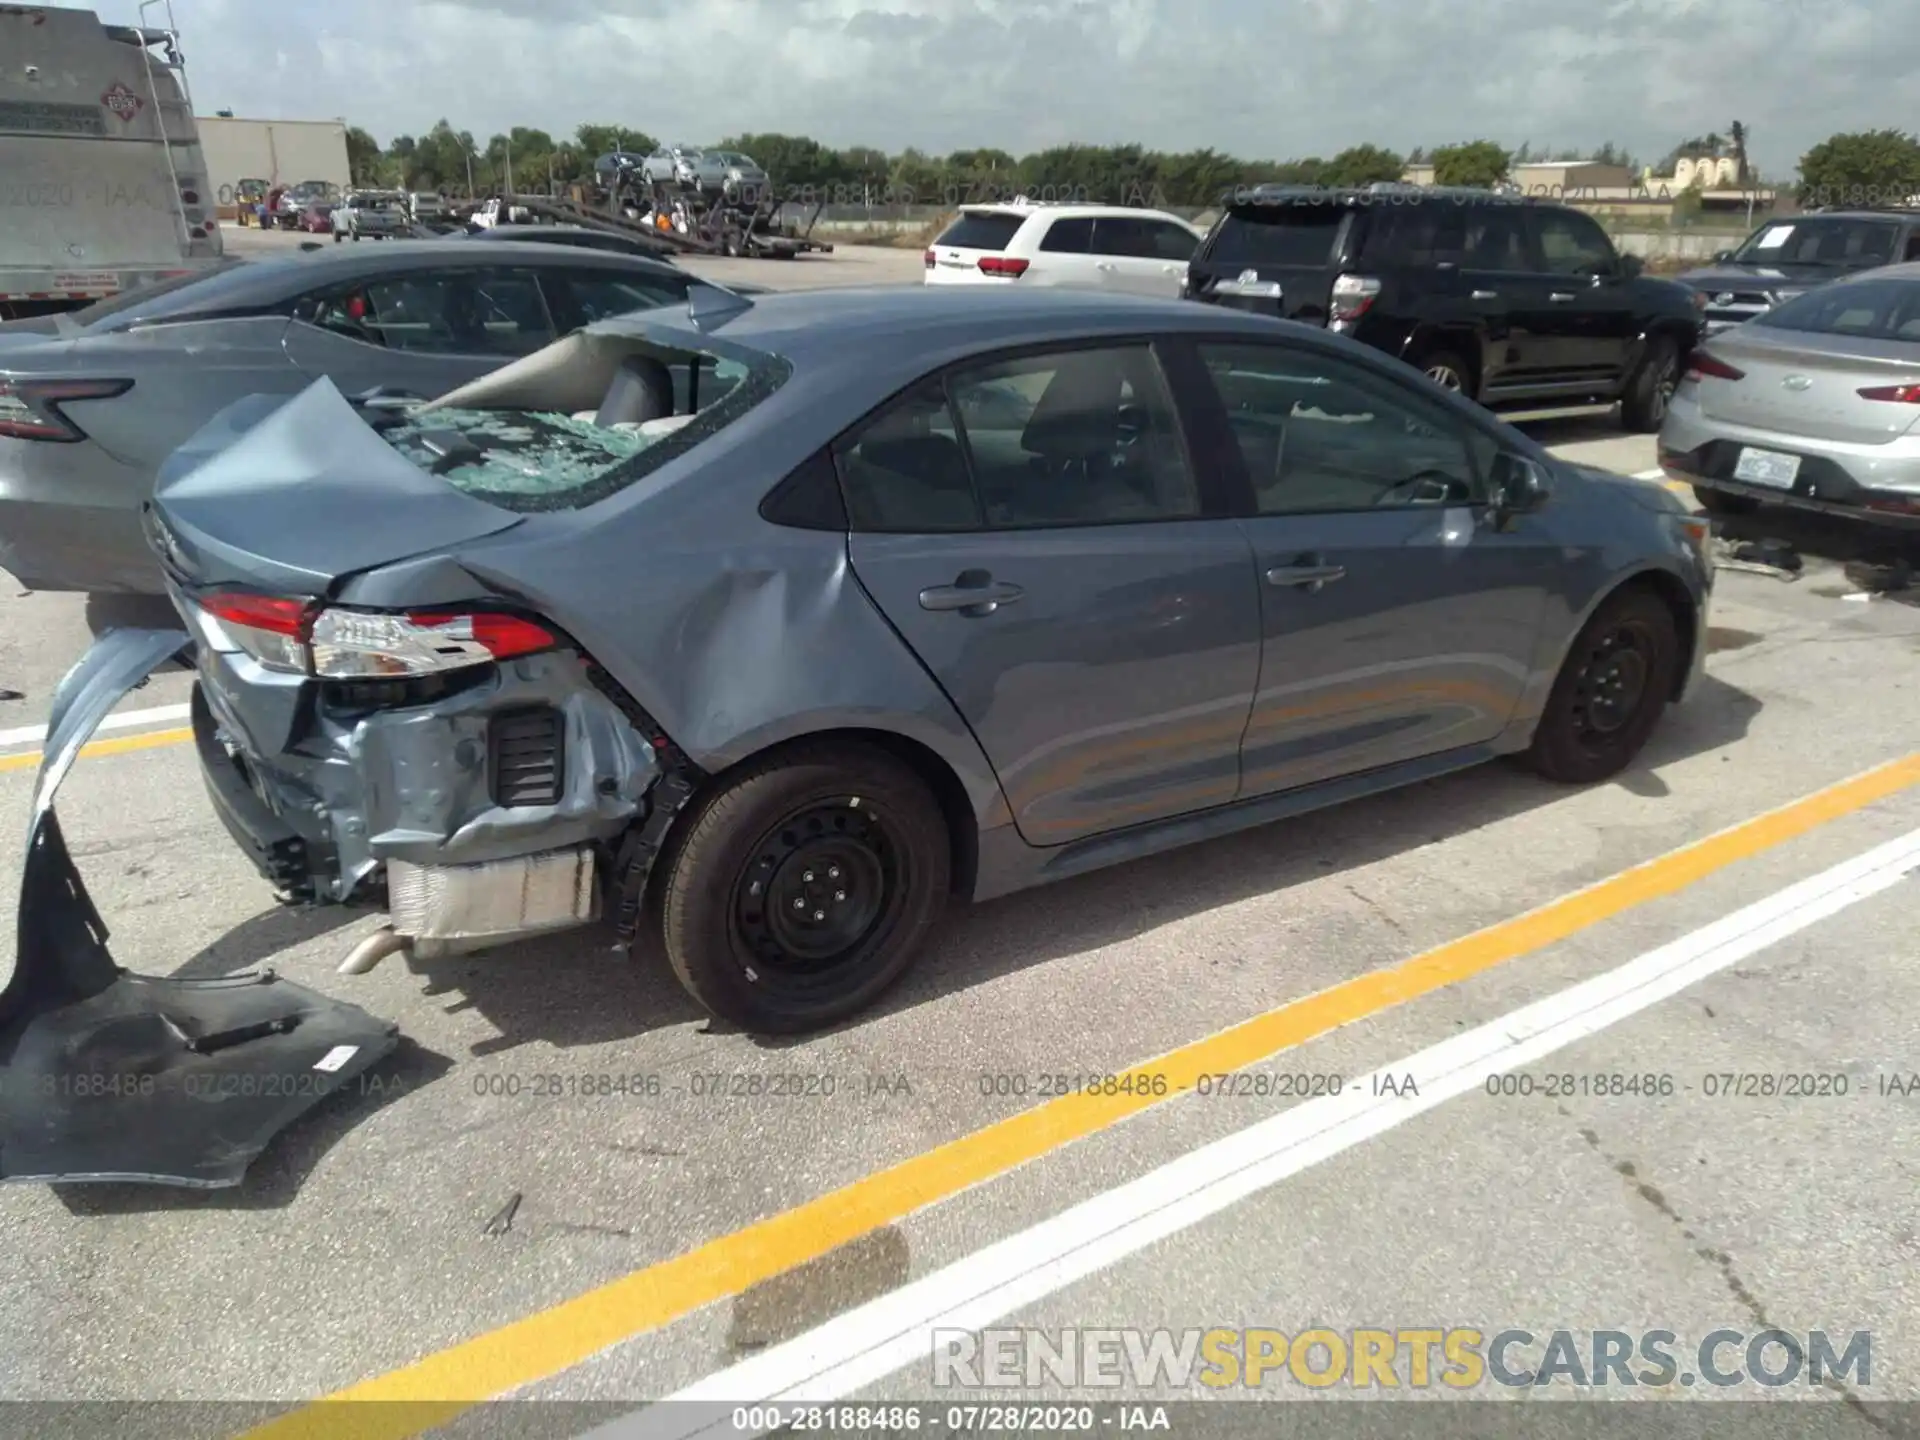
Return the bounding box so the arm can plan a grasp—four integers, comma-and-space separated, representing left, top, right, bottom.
1490, 453, 1553, 523
1713, 249, 1735, 263
1618, 253, 1645, 279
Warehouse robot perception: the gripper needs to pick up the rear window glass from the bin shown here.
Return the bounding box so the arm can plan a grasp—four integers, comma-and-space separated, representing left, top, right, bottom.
935, 212, 1027, 251
368, 347, 791, 512
1206, 205, 1349, 267
1754, 278, 1920, 340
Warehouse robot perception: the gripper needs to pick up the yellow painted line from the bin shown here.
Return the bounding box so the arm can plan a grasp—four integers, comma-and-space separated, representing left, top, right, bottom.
0, 726, 192, 774
235, 750, 1920, 1440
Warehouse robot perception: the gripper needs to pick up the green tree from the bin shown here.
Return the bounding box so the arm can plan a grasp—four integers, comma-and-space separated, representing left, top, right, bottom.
1429, 140, 1511, 187
719, 133, 851, 191
573, 124, 655, 159
345, 125, 383, 185
1796, 129, 1920, 207
1319, 144, 1404, 186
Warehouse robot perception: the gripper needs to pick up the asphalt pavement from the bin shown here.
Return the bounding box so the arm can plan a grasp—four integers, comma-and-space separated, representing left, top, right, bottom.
2, 231, 1919, 1438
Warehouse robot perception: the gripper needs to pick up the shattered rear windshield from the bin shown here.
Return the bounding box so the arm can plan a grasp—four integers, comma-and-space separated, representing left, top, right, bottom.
370, 351, 791, 512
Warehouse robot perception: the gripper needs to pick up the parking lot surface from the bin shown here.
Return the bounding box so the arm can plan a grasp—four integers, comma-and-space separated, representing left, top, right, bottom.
3, 238, 1919, 1435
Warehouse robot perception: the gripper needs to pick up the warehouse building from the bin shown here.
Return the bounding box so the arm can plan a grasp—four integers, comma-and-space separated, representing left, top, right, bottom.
197, 115, 350, 217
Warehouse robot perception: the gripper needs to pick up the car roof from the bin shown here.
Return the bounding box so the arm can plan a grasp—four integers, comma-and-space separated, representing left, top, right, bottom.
75, 241, 689, 328
962, 203, 1192, 225
601, 283, 1300, 365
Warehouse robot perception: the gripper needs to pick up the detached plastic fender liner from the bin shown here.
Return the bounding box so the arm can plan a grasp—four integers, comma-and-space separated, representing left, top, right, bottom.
2, 627, 399, 1188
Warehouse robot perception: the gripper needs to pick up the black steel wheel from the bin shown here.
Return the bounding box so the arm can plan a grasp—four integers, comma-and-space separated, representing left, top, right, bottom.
659, 742, 950, 1033
1522, 585, 1681, 783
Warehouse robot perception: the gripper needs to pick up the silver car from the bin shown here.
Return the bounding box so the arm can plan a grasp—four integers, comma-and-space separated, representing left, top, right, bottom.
641, 144, 703, 189
693, 149, 770, 199
1659, 262, 1920, 527
0, 242, 713, 608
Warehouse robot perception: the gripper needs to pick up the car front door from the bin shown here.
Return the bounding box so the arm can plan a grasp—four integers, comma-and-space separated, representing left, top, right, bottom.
280, 264, 561, 399
841, 340, 1263, 846
1183, 337, 1558, 796
1527, 207, 1635, 385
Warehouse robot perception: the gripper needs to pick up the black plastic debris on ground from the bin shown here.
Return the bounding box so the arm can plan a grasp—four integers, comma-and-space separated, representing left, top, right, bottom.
0, 626, 399, 1187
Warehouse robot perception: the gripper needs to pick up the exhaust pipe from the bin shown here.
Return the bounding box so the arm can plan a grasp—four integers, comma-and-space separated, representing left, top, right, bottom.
338, 926, 411, 976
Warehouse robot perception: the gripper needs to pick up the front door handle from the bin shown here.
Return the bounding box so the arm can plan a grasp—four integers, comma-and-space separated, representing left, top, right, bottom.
1265, 558, 1346, 592
1095, 261, 1116, 272
1471, 289, 1499, 300
1549, 291, 1577, 302
919, 570, 1025, 616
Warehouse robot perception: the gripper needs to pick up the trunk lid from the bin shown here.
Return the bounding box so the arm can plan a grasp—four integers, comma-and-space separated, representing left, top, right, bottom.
927, 209, 1028, 278
1696, 327, 1920, 445
148, 378, 525, 597
1185, 201, 1353, 323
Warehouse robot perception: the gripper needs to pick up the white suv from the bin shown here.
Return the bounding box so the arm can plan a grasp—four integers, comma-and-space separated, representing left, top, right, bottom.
923, 202, 1203, 298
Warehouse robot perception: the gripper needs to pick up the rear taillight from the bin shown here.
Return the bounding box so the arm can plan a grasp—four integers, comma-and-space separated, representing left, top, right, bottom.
924, 248, 935, 270
196, 592, 314, 673
977, 255, 1029, 278
1684, 351, 1744, 382
0, 378, 134, 442
1857, 383, 1920, 403
192, 594, 558, 678
1330, 274, 1381, 324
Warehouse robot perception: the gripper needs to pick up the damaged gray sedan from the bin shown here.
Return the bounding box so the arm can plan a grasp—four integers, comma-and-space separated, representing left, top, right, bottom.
90, 282, 1708, 1041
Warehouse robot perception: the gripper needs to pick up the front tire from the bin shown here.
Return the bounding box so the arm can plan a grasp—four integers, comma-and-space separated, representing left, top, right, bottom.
658, 742, 951, 1034
1522, 585, 1680, 784
1620, 334, 1680, 432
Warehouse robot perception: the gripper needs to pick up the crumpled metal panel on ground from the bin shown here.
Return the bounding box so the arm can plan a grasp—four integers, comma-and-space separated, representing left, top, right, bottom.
0, 627, 398, 1187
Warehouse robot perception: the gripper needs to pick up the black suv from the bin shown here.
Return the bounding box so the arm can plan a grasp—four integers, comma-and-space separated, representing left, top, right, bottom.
1676, 207, 1920, 335
1184, 184, 1704, 431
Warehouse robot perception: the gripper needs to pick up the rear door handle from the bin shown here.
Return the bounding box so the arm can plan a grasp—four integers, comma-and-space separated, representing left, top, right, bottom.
1095, 261, 1116, 272
1471, 289, 1499, 300
1549, 291, 1577, 302
1265, 560, 1346, 592
919, 572, 1025, 615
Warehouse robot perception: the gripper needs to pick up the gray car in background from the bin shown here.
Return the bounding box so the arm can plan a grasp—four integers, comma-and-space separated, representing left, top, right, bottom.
0, 241, 708, 609
693, 149, 771, 199
110, 285, 1710, 1039
1659, 263, 1920, 526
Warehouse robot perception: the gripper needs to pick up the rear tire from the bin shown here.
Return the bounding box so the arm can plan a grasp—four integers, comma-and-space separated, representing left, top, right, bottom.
1694, 485, 1760, 517
658, 742, 951, 1034
1414, 348, 1474, 401
1522, 585, 1680, 784
1620, 334, 1680, 432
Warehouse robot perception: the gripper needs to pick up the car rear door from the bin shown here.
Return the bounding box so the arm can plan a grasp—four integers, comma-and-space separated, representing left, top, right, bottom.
1179, 336, 1557, 795
280, 264, 561, 399
1088, 215, 1195, 297
841, 339, 1263, 845
1459, 204, 1557, 394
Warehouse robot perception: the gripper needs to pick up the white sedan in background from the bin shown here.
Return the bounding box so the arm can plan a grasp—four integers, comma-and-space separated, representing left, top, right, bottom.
924, 202, 1203, 298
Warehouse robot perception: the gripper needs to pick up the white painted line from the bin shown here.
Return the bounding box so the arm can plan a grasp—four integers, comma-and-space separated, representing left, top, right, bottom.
0, 701, 189, 751
1634, 468, 1665, 479
592, 825, 1920, 1438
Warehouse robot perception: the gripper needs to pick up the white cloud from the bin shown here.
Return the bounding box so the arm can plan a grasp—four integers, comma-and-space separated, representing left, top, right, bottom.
101, 0, 1919, 176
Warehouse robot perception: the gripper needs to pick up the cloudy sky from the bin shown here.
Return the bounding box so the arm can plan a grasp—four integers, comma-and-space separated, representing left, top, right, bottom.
108, 0, 1904, 178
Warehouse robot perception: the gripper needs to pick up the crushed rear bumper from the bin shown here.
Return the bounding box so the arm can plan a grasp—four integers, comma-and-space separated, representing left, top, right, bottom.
2, 626, 398, 1187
